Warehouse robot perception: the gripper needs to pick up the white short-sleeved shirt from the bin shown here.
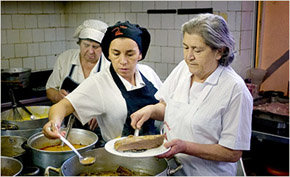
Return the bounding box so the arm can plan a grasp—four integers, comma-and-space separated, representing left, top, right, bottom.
46, 49, 110, 90
155, 60, 253, 176
66, 64, 162, 142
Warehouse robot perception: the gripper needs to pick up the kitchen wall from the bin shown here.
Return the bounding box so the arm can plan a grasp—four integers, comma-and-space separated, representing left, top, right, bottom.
1, 1, 256, 81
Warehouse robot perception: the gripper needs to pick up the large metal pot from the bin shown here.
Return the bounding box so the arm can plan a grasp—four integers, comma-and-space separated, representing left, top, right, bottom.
27, 128, 98, 174
1, 68, 31, 89
45, 148, 182, 176
1, 128, 43, 139
1, 156, 23, 176
1, 106, 50, 130
1, 136, 27, 161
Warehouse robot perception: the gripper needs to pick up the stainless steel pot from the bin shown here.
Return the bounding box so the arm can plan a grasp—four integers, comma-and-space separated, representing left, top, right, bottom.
1, 156, 23, 176
45, 148, 183, 176
1, 106, 50, 130
1, 128, 43, 139
1, 68, 31, 89
27, 128, 98, 173
1, 136, 27, 160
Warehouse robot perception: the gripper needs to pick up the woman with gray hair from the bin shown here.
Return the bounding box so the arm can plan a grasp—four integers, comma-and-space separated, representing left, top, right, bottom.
130, 13, 253, 176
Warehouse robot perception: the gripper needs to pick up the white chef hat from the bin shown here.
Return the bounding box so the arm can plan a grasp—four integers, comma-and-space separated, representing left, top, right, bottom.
73, 19, 108, 43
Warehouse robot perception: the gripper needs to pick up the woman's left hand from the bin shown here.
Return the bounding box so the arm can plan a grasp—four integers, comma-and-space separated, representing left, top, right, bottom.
88, 118, 98, 130
156, 139, 187, 159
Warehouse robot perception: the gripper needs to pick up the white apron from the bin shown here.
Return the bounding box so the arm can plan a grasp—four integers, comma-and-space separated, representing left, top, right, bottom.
164, 82, 237, 176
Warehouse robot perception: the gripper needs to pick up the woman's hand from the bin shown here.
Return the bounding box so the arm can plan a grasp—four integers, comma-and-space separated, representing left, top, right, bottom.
130, 105, 154, 129
42, 121, 64, 139
156, 139, 187, 159
88, 118, 98, 130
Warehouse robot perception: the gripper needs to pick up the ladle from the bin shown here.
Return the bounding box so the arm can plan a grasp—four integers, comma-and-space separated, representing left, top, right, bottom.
58, 133, 95, 166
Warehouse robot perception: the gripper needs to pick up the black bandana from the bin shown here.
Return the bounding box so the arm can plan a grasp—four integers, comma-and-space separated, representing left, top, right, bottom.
101, 21, 150, 61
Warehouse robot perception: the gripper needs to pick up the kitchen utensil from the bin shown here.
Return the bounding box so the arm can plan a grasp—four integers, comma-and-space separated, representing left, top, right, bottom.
45, 148, 183, 176
134, 129, 139, 136
1, 156, 23, 176
61, 115, 75, 146
58, 132, 95, 166
19, 104, 36, 120
9, 89, 22, 120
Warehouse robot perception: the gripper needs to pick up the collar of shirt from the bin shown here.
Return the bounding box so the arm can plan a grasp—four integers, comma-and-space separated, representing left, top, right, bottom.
203, 65, 224, 85
117, 65, 145, 91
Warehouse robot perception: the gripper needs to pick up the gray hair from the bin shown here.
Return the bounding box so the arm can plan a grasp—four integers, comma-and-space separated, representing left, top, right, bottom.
182, 13, 235, 66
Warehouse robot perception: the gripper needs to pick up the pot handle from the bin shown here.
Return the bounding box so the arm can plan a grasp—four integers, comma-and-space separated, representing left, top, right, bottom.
44, 166, 61, 176
21, 166, 40, 176
166, 156, 183, 176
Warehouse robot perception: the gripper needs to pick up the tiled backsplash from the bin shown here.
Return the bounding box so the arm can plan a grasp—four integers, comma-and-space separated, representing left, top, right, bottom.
1, 1, 256, 80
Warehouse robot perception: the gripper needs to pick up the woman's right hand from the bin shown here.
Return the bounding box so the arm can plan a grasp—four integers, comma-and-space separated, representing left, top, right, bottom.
130, 105, 154, 130
42, 121, 63, 139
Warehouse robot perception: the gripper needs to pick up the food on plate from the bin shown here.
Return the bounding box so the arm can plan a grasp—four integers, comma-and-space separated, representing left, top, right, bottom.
114, 134, 165, 152
40, 144, 86, 151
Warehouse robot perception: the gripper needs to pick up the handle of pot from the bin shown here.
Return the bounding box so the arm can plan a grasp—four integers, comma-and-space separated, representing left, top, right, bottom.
166, 156, 183, 176
22, 166, 40, 176
1, 121, 19, 130
44, 166, 61, 176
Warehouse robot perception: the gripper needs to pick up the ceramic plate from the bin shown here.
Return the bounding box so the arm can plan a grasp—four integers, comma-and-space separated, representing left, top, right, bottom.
105, 137, 170, 158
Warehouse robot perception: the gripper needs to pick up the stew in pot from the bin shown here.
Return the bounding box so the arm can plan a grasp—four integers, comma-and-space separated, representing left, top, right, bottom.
78, 166, 151, 176
40, 144, 86, 151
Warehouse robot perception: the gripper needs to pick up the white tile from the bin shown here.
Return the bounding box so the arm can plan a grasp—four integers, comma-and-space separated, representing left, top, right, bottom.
89, 2, 99, 13
80, 2, 91, 13
1, 59, 9, 69
2, 15, 12, 29
242, 1, 255, 11
228, 1, 242, 11
131, 2, 143, 12
232, 49, 252, 79
12, 15, 25, 29
148, 29, 155, 46
109, 1, 120, 13
241, 12, 253, 30
60, 14, 66, 27
67, 14, 77, 27
28, 43, 40, 56
76, 14, 87, 27
38, 15, 50, 28
104, 13, 115, 26
175, 15, 188, 30
161, 14, 174, 29
30, 1, 43, 14
7, 30, 20, 44
50, 15, 61, 27
168, 63, 178, 75
10, 58, 23, 68
39, 42, 52, 55
181, 1, 196, 8
3, 2, 18, 14
227, 12, 236, 31
140, 61, 155, 71
44, 28, 56, 42
55, 2, 65, 13
15, 44, 28, 58
149, 46, 161, 63
168, 30, 182, 47
168, 1, 181, 9
25, 15, 37, 28
32, 29, 45, 42
155, 63, 168, 80
23, 57, 35, 70
125, 13, 137, 24
137, 13, 148, 28
51, 41, 65, 55
236, 12, 241, 31
174, 47, 183, 63
1, 44, 15, 59
56, 28, 65, 41
196, 1, 212, 8
155, 30, 168, 46
72, 2, 81, 13
65, 28, 74, 41
120, 2, 131, 13
149, 14, 161, 29
47, 55, 57, 69
161, 47, 174, 63
1, 30, 7, 44
143, 1, 154, 11
35, 56, 47, 70
20, 29, 33, 43
240, 30, 252, 50
115, 13, 126, 22
99, 2, 110, 13
212, 1, 227, 11
18, 1, 31, 13
232, 31, 241, 55
155, 1, 168, 9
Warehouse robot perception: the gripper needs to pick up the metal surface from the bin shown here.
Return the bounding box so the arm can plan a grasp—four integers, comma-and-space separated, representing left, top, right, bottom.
61, 115, 75, 146
46, 148, 176, 176
1, 156, 23, 176
27, 128, 98, 172
1, 68, 31, 89
1, 136, 27, 159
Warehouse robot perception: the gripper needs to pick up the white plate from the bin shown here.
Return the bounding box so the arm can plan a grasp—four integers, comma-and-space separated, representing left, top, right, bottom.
105, 137, 170, 157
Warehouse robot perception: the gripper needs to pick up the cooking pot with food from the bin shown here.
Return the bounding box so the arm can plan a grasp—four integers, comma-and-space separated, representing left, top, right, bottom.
45, 148, 182, 176
26, 128, 98, 173
1, 136, 27, 161
1, 156, 23, 176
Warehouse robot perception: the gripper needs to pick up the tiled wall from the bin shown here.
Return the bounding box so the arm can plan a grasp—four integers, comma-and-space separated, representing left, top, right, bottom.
1, 1, 256, 80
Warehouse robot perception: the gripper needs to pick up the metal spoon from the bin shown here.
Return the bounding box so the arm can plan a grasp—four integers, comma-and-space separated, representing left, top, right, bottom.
57, 133, 95, 166
134, 129, 139, 136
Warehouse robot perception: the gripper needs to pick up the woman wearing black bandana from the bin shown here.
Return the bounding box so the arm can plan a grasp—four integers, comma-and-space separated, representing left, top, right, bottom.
42, 21, 162, 143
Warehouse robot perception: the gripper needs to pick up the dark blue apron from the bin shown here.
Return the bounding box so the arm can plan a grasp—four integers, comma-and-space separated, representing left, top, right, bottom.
109, 64, 159, 136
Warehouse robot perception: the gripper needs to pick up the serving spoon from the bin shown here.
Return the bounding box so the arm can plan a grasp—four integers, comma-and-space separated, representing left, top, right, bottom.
58, 132, 95, 166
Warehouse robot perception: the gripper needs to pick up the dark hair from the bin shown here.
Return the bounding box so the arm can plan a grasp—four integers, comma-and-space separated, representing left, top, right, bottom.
182, 13, 235, 66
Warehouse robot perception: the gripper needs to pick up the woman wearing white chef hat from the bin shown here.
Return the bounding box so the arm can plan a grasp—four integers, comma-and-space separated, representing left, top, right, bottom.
46, 19, 110, 132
